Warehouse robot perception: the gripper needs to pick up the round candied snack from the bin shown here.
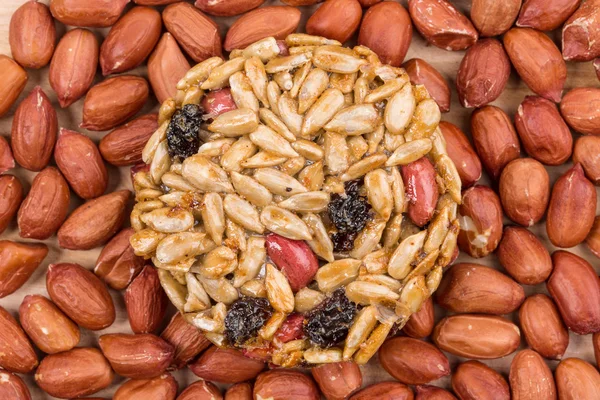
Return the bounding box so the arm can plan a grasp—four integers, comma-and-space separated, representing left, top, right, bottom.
131, 34, 461, 367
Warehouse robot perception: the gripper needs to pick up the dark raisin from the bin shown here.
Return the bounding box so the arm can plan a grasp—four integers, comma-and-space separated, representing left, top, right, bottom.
225, 297, 273, 346
328, 180, 372, 252
166, 104, 203, 159
304, 289, 357, 347
330, 231, 359, 252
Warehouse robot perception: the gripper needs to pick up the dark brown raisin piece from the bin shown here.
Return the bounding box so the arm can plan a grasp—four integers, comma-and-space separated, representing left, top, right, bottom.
166, 104, 203, 159
225, 297, 273, 346
304, 289, 357, 347
328, 180, 372, 252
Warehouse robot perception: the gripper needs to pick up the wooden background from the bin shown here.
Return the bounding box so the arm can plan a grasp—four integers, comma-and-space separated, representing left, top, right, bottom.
0, 0, 598, 398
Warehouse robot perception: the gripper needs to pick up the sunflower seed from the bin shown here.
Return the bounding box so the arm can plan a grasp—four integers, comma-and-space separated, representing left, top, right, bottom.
400, 275, 428, 313
196, 138, 234, 157
315, 259, 362, 292
330, 72, 357, 94
249, 125, 299, 158
265, 52, 312, 74
130, 229, 166, 257
324, 104, 380, 136
157, 269, 187, 311
178, 57, 223, 90
290, 61, 312, 99
383, 130, 406, 152
199, 275, 239, 305
343, 305, 378, 360
260, 205, 313, 241
349, 219, 386, 259
240, 279, 267, 298
354, 322, 393, 365
241, 151, 287, 168
387, 230, 427, 280
140, 207, 194, 233
156, 232, 215, 264
429, 127, 447, 161
254, 168, 307, 197
229, 72, 259, 112
278, 94, 304, 137
185, 273, 212, 312
347, 136, 369, 163
279, 156, 306, 176
152, 257, 196, 273
159, 191, 202, 209
437, 154, 462, 204
298, 68, 329, 114
340, 153, 387, 182
221, 138, 256, 172
365, 124, 384, 154
230, 171, 273, 207
182, 155, 234, 193
324, 132, 349, 175
295, 288, 326, 313
403, 249, 439, 284
130, 208, 145, 232
225, 219, 247, 252
241, 37, 281, 62
259, 108, 295, 142
438, 220, 459, 267
197, 246, 238, 279
133, 171, 158, 191
182, 86, 204, 106
353, 76, 369, 104
286, 34, 341, 47
363, 248, 390, 274
385, 138, 432, 167
404, 98, 441, 141
289, 45, 317, 55
301, 88, 345, 138
363, 76, 408, 103
267, 80, 282, 116
292, 139, 324, 161
158, 98, 176, 126
302, 213, 334, 262
345, 281, 400, 306
161, 172, 197, 192
201, 57, 246, 90
364, 169, 393, 220
298, 161, 325, 191
424, 206, 450, 254
233, 236, 266, 287
304, 348, 343, 364
200, 193, 225, 245
259, 311, 287, 340
383, 213, 404, 249
278, 191, 330, 213
426, 266, 443, 295
265, 263, 294, 313
208, 108, 259, 137
244, 57, 269, 106
312, 45, 368, 74
390, 167, 406, 213
274, 71, 293, 91
384, 83, 415, 135
188, 302, 227, 332
150, 140, 171, 184
358, 274, 402, 292
223, 194, 264, 233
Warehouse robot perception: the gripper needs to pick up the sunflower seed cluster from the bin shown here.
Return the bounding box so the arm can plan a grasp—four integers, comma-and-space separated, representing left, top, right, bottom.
131, 34, 461, 367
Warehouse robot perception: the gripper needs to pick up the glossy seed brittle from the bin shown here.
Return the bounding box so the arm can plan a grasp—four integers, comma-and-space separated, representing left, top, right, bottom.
133, 33, 460, 367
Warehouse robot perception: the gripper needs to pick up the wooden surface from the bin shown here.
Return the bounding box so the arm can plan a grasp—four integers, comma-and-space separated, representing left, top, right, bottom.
0, 0, 599, 399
